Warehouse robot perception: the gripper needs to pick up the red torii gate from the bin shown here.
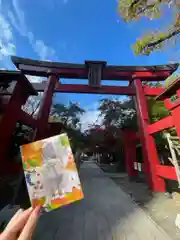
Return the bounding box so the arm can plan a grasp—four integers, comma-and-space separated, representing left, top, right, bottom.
0, 56, 179, 193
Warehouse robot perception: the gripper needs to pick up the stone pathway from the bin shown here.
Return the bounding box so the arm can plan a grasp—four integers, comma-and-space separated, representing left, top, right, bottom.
33, 162, 171, 239
111, 172, 180, 239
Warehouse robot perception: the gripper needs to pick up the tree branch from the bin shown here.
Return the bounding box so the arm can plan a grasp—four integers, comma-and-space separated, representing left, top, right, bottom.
129, 0, 141, 8
137, 3, 158, 15
143, 28, 180, 51
128, 0, 167, 19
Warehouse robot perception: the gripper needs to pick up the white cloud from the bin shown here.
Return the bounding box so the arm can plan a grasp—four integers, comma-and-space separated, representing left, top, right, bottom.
0, 43, 16, 58
80, 102, 103, 131
0, 15, 13, 40
6, 1, 57, 61
0, 0, 59, 68
8, 0, 27, 36
27, 31, 34, 44
33, 40, 56, 60
0, 14, 16, 67
0, 1, 23, 68
7, 0, 35, 47
81, 110, 101, 132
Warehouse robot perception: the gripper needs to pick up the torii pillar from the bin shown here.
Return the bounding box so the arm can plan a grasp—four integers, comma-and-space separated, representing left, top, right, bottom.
123, 130, 138, 180
134, 79, 165, 192
0, 81, 31, 174
34, 72, 59, 141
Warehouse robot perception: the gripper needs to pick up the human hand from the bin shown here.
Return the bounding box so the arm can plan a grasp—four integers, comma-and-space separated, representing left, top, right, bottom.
0, 206, 41, 240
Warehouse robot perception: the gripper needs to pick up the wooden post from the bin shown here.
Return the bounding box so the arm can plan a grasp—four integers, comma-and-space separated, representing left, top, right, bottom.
0, 81, 29, 168
34, 73, 59, 140
134, 79, 165, 192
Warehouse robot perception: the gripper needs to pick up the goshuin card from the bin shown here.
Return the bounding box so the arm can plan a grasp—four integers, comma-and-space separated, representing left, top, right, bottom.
20, 133, 84, 212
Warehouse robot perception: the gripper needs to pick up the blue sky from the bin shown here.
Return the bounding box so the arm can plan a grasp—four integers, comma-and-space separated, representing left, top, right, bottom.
0, 0, 179, 129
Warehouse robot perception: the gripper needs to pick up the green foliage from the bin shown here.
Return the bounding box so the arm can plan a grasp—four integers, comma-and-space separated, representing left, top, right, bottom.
86, 90, 179, 164
118, 0, 180, 55
143, 81, 170, 123
148, 97, 170, 123
51, 102, 85, 152
84, 98, 137, 162
84, 125, 124, 160
133, 31, 171, 55
66, 127, 85, 148
118, 0, 162, 22
147, 97, 171, 154
51, 102, 85, 129
98, 98, 137, 130
144, 86, 178, 154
